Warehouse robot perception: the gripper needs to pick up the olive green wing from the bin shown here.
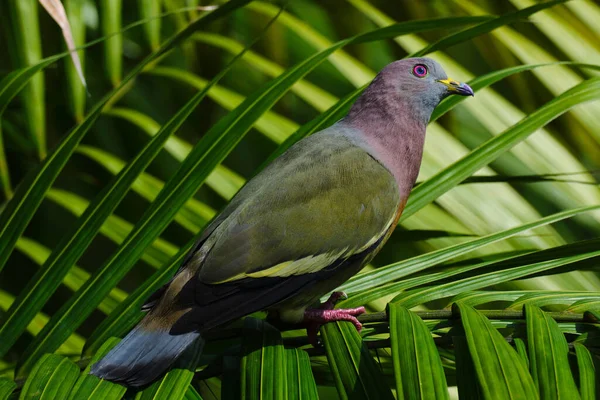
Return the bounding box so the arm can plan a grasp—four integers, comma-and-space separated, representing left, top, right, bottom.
198, 132, 401, 284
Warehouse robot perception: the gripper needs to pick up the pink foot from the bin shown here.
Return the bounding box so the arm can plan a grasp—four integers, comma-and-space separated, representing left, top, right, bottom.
304, 292, 366, 346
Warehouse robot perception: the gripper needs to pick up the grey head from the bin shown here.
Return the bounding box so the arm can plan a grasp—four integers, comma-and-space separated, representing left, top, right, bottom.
346, 57, 473, 128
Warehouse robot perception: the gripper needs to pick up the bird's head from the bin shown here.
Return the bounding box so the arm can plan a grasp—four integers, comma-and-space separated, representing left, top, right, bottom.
346, 57, 473, 129
384, 57, 473, 100
366, 57, 473, 124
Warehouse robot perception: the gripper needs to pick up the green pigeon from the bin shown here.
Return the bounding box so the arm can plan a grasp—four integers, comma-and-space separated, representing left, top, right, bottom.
91, 57, 473, 386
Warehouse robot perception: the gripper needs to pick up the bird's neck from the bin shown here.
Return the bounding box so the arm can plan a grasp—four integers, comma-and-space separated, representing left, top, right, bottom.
342, 90, 428, 198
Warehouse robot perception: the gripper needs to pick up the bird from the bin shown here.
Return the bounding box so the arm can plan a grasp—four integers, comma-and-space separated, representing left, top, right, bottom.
90, 57, 474, 387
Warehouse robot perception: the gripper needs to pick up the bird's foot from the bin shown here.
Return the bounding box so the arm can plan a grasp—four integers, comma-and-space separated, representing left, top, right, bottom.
304, 292, 365, 347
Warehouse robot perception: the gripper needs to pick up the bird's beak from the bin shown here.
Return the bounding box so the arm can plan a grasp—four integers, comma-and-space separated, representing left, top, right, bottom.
437, 78, 474, 96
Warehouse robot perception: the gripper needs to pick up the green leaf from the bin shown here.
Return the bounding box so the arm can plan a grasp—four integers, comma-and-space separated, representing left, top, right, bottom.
148, 66, 298, 144
452, 336, 482, 400
139, 0, 162, 50
0, 57, 57, 199
240, 318, 287, 400
508, 292, 600, 310
83, 238, 193, 357
5, 0, 254, 369
457, 303, 538, 399
193, 32, 338, 112
45, 188, 178, 268
19, 354, 79, 400
184, 385, 203, 400
67, 338, 126, 400
3, 0, 46, 158
64, 0, 87, 123
574, 343, 595, 400
0, 60, 57, 118
451, 291, 529, 307
285, 349, 319, 400
102, 107, 243, 201
411, 0, 569, 58
321, 321, 394, 400
525, 304, 580, 399
0, 378, 16, 400
135, 339, 204, 400
401, 76, 600, 222
389, 304, 449, 400
339, 205, 600, 302
0, 0, 250, 276
458, 172, 599, 186
77, 145, 213, 231
15, 235, 127, 315
567, 300, 600, 313
100, 0, 123, 87
393, 238, 600, 308
513, 338, 529, 370
0, 289, 84, 356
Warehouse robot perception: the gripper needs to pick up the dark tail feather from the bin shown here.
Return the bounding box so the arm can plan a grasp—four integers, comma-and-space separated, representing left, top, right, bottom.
90, 325, 202, 387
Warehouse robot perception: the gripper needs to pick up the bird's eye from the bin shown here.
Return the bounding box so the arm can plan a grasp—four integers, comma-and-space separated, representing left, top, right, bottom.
412, 64, 428, 78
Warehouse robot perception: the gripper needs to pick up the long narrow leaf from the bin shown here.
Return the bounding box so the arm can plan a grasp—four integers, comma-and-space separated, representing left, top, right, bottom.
432, 62, 600, 121
0, 379, 15, 400
340, 205, 600, 299
100, 0, 123, 87
393, 239, 600, 308
240, 319, 287, 400
4, 0, 46, 157
0, 0, 253, 364
139, 0, 161, 50
457, 303, 538, 399
67, 338, 126, 400
15, 235, 128, 315
0, 0, 251, 275
0, 289, 84, 355
63, 0, 87, 122
411, 0, 568, 58
321, 321, 394, 400
389, 304, 449, 399
525, 304, 580, 399
401, 77, 600, 221
83, 238, 193, 357
285, 349, 319, 400
18, 354, 79, 400
76, 145, 211, 233
452, 336, 482, 399
574, 343, 596, 400
0, 57, 58, 199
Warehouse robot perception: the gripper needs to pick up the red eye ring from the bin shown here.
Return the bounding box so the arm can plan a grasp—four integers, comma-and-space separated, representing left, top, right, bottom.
412, 64, 428, 77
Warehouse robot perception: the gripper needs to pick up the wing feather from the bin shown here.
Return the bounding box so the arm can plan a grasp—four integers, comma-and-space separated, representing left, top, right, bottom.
198, 130, 401, 284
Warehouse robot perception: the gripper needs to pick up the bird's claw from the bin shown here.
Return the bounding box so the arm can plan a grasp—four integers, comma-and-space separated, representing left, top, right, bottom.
304, 305, 366, 347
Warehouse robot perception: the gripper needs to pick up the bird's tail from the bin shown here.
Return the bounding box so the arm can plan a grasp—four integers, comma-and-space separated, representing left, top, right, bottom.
91, 261, 205, 387
90, 317, 203, 387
